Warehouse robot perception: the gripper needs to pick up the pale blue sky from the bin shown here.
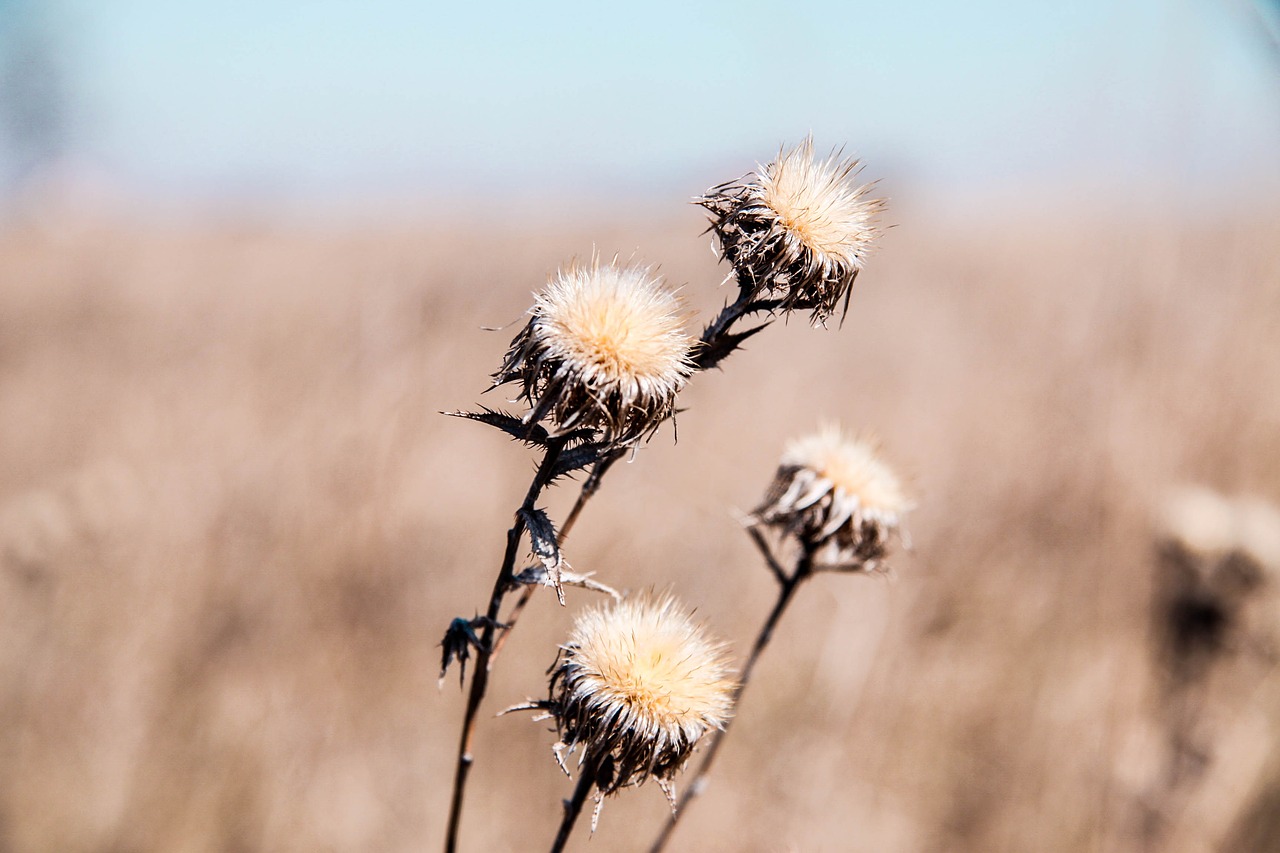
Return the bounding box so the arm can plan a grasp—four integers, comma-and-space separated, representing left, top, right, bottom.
2, 0, 1278, 209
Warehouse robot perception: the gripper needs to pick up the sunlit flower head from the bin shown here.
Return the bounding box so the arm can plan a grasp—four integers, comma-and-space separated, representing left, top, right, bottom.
547, 593, 735, 808
1160, 486, 1280, 574
492, 259, 695, 446
699, 138, 885, 324
752, 424, 911, 567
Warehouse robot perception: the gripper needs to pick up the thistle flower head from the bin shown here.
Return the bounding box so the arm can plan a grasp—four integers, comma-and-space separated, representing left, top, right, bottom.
493, 259, 695, 446
1159, 487, 1280, 575
699, 138, 885, 324
752, 424, 911, 567
547, 593, 735, 803
1154, 488, 1280, 683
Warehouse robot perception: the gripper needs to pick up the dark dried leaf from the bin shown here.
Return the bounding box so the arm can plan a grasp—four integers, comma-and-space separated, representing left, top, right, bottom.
694, 322, 770, 371
552, 444, 602, 481
519, 507, 565, 603
442, 407, 551, 446
438, 616, 505, 688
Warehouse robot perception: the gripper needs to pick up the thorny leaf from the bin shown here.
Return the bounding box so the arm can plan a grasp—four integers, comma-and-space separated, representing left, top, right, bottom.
499, 698, 556, 722
443, 408, 599, 451
438, 616, 505, 688
694, 321, 770, 371
656, 778, 678, 815
510, 565, 620, 600
519, 507, 564, 603
818, 559, 884, 574
442, 407, 551, 446
551, 443, 602, 481
590, 793, 604, 834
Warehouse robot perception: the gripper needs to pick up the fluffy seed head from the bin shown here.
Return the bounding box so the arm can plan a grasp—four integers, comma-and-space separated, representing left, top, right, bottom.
699, 138, 885, 324
753, 424, 911, 567
548, 593, 735, 799
493, 260, 694, 446
1159, 487, 1280, 574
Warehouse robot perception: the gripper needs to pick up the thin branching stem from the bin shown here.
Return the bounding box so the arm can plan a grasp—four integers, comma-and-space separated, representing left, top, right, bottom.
746, 525, 789, 585
444, 435, 568, 853
447, 280, 781, 852
484, 289, 776, 668
648, 537, 815, 853
490, 450, 624, 662
549, 758, 599, 853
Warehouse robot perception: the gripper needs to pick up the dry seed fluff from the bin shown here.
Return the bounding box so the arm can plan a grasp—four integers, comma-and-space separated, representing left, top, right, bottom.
548, 593, 735, 803
699, 138, 885, 324
753, 424, 912, 567
493, 260, 694, 445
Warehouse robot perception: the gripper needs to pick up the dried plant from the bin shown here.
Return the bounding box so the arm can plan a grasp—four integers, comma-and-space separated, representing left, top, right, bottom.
511, 593, 735, 850
440, 258, 688, 852
650, 425, 911, 852
699, 137, 885, 325
1141, 487, 1280, 843
492, 259, 695, 447
441, 143, 886, 853
753, 424, 912, 569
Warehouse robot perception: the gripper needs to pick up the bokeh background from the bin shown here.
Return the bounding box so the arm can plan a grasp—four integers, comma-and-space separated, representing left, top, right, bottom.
2, 1, 1279, 851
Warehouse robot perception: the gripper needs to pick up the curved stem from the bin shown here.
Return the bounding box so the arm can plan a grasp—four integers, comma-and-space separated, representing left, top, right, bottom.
649, 542, 813, 853
488, 450, 622, 663
444, 437, 567, 853
549, 762, 598, 853
447, 281, 780, 851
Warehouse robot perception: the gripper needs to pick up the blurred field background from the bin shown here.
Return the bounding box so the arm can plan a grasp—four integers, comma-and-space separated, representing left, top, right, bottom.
2, 205, 1278, 852
4, 1, 1280, 851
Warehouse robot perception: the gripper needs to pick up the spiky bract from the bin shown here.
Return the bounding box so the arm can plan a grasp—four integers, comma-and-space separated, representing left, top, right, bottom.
699, 138, 884, 324
753, 424, 911, 567
493, 260, 694, 446
549, 593, 735, 801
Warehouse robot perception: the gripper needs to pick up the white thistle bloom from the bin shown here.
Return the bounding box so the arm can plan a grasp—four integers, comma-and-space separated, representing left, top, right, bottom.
753, 424, 911, 567
493, 259, 694, 446
699, 138, 885, 324
547, 593, 735, 809
1160, 486, 1280, 573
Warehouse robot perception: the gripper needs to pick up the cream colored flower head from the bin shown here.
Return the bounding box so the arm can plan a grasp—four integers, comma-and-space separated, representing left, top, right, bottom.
699, 138, 885, 324
753, 424, 912, 567
548, 592, 735, 804
1160, 487, 1280, 574
493, 259, 695, 446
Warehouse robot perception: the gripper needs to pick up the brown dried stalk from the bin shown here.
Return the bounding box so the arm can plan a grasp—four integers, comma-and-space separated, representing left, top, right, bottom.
444, 435, 569, 853
648, 533, 813, 853
443, 291, 792, 852
651, 425, 910, 851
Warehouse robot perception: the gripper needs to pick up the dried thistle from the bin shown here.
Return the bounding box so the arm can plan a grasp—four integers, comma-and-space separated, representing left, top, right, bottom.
1159, 486, 1280, 574
1153, 487, 1280, 685
752, 424, 911, 568
542, 593, 735, 819
699, 137, 885, 324
492, 259, 695, 446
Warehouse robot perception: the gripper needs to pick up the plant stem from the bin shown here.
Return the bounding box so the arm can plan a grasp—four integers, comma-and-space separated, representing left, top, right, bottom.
488, 450, 623, 663
447, 286, 779, 852
485, 288, 772, 669
648, 539, 814, 853
444, 436, 567, 853
549, 761, 598, 853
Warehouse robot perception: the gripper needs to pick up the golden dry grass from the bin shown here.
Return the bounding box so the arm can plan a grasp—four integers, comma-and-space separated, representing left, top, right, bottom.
1, 202, 1278, 852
